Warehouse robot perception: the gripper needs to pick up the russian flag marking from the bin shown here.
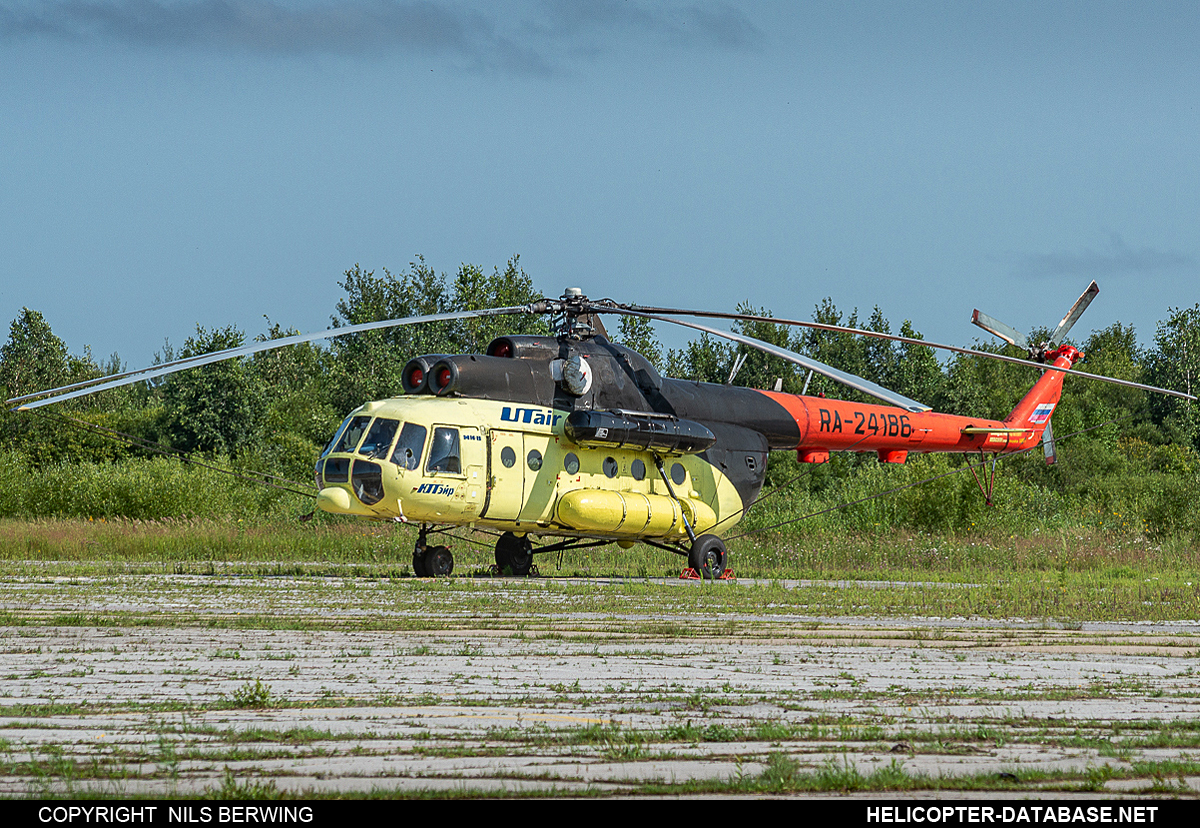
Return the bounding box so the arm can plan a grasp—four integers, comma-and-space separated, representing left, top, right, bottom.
1029, 402, 1055, 425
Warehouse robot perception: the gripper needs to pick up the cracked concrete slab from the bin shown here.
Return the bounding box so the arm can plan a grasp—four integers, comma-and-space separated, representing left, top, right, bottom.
1, 572, 1198, 797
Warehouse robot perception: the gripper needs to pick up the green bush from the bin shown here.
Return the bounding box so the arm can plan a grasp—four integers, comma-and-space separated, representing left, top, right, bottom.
0, 451, 307, 520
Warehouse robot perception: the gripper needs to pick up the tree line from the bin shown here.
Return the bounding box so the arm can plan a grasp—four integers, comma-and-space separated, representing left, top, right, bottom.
0, 257, 549, 481
1, 257, 1198, 533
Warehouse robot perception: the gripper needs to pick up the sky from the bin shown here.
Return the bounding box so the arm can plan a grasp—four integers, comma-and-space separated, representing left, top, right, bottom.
2, 0, 1198, 371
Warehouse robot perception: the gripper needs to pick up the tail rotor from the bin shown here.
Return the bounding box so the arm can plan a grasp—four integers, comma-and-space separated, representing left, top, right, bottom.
973, 282, 1101, 466
972, 281, 1099, 362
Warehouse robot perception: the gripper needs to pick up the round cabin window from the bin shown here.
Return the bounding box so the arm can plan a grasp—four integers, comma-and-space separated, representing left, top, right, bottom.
564, 453, 580, 474
527, 449, 543, 471
603, 457, 618, 478
631, 459, 646, 480
501, 446, 516, 468
671, 462, 686, 486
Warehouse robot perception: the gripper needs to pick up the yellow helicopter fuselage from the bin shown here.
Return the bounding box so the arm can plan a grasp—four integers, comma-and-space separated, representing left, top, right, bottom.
314, 395, 745, 543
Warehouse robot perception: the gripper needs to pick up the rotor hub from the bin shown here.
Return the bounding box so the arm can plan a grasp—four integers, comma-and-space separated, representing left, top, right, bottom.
1044, 344, 1083, 366
534, 287, 606, 338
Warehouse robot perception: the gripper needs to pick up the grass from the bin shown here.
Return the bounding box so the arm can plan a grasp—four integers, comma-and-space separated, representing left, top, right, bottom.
3, 513, 1200, 798
1, 573, 1196, 630
1, 516, 1198, 623
10, 710, 1200, 798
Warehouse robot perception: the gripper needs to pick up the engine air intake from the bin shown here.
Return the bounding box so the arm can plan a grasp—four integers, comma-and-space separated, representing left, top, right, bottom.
402, 355, 451, 394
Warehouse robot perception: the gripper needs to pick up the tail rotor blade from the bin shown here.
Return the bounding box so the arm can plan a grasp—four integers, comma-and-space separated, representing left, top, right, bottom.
1048, 280, 1100, 346
971, 309, 1030, 350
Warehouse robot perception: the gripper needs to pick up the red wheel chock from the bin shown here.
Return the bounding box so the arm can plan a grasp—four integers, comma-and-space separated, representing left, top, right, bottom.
679, 567, 737, 581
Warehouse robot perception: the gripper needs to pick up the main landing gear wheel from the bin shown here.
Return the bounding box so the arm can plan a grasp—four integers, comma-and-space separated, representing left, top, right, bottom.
494, 532, 534, 577
688, 534, 727, 580
425, 545, 454, 577
412, 549, 429, 577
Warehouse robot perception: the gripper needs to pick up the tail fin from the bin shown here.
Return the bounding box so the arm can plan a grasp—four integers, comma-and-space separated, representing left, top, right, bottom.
1002, 344, 1080, 455
975, 283, 1097, 461
1004, 346, 1080, 422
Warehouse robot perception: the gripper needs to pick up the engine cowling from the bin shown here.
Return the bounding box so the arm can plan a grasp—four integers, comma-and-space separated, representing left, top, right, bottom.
564, 410, 716, 455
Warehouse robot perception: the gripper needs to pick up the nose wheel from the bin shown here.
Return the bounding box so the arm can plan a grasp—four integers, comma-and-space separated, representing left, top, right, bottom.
413, 527, 454, 577
494, 532, 534, 576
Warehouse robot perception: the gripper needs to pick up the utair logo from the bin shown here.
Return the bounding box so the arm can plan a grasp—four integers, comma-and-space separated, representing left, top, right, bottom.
500, 407, 562, 427
414, 483, 455, 496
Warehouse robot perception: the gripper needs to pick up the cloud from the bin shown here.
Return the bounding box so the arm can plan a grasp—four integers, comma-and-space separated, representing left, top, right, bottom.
992, 234, 1197, 279
1, 0, 458, 51
681, 3, 764, 50
0, 0, 551, 72
531, 0, 764, 51
1, 1, 762, 69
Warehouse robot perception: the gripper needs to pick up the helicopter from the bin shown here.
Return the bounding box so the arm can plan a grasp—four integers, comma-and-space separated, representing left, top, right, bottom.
10, 280, 1194, 579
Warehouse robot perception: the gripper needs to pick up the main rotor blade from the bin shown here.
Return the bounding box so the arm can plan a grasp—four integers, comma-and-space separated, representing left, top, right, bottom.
591, 305, 932, 412
6, 349, 250, 406
622, 304, 1196, 402
970, 310, 1030, 350
12, 305, 535, 411
1048, 280, 1100, 346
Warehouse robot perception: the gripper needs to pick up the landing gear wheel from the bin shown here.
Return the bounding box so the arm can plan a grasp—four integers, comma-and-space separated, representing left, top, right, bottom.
494, 533, 534, 577
688, 534, 727, 580
412, 549, 429, 578
425, 545, 454, 577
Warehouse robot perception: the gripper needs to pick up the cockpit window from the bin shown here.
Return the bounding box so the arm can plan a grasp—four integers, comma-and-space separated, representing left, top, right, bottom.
333, 416, 371, 454
322, 416, 354, 458
426, 427, 461, 474
391, 422, 427, 471
359, 418, 399, 458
